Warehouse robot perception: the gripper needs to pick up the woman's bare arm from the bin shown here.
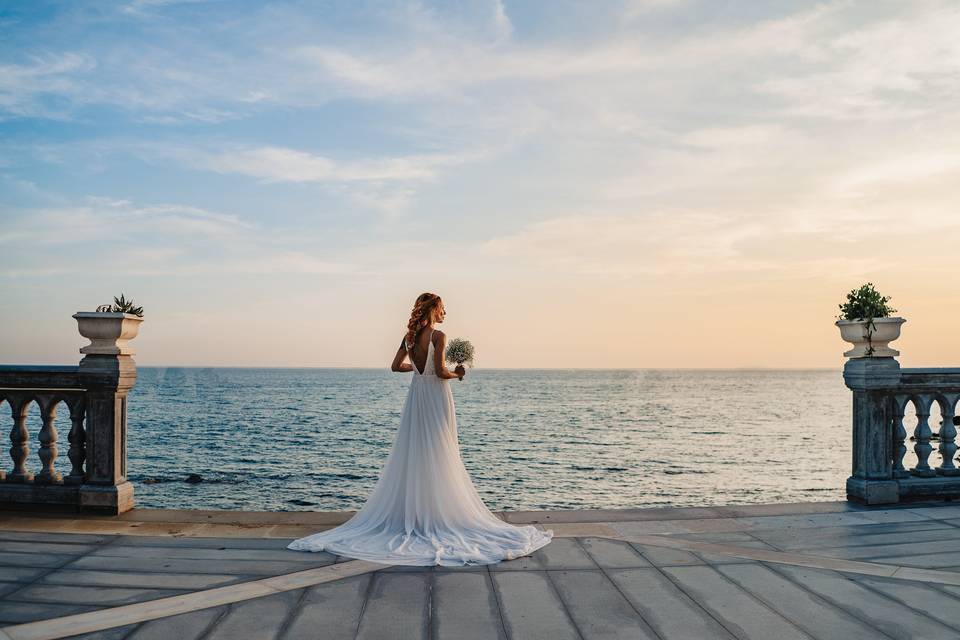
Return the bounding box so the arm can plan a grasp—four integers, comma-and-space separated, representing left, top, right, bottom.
391, 337, 413, 373
432, 331, 465, 380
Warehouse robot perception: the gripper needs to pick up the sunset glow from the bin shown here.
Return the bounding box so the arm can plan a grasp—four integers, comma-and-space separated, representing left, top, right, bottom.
2, 1, 959, 367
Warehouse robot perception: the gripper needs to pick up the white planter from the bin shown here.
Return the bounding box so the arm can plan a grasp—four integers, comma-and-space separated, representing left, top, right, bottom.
836, 317, 905, 358
73, 312, 144, 356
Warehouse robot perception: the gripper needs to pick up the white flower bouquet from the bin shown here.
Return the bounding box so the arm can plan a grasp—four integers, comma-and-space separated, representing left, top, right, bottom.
445, 338, 475, 370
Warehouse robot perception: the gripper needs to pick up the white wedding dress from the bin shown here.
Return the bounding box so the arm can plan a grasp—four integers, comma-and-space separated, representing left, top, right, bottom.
287, 330, 553, 566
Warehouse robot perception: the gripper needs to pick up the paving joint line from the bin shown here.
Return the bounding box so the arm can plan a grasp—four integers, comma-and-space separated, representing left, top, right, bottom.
844, 571, 960, 635
571, 536, 665, 640
762, 561, 960, 638
719, 562, 898, 640
9, 531, 960, 639
540, 568, 585, 640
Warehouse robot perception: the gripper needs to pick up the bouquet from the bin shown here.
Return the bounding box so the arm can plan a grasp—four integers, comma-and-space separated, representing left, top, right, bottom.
445, 338, 475, 379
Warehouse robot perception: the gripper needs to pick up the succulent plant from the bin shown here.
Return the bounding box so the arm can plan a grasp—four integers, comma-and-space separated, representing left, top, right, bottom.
96, 294, 144, 317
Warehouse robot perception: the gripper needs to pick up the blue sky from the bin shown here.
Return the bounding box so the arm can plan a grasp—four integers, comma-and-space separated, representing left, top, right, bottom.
2, 1, 959, 367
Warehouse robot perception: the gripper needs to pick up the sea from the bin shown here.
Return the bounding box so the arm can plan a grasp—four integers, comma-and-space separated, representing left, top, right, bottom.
108, 368, 853, 512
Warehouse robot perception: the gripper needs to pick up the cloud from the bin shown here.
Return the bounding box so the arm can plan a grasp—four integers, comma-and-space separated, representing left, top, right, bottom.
0, 196, 249, 247
0, 52, 94, 119
0, 195, 357, 278
191, 146, 467, 183
491, 0, 512, 41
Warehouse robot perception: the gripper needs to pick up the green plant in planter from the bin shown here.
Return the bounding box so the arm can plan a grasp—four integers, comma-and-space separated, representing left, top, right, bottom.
838, 283, 895, 356
96, 294, 144, 317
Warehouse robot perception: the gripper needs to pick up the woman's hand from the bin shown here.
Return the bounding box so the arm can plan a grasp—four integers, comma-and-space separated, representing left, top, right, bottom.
454, 365, 466, 380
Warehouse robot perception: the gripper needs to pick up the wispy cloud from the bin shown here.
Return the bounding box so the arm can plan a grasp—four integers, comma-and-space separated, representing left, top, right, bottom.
189, 146, 473, 183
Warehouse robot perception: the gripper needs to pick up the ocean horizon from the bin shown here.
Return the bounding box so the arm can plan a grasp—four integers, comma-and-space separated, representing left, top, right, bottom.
70, 367, 865, 513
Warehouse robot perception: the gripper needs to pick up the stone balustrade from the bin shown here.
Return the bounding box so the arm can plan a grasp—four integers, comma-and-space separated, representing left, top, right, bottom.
0, 313, 141, 514
846, 357, 960, 504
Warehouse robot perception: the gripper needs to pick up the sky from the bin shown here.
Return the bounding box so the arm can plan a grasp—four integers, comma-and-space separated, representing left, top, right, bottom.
1, 0, 959, 368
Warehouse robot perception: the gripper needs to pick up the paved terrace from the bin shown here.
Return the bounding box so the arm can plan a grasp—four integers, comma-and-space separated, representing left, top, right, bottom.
5, 501, 960, 639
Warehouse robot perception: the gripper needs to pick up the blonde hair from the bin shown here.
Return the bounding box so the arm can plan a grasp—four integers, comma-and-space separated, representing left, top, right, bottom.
404, 293, 442, 349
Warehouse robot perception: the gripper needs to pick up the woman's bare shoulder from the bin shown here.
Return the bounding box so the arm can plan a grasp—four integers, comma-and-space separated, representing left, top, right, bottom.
432, 329, 446, 342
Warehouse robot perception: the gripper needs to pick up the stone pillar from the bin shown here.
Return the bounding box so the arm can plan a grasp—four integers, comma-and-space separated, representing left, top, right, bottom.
73, 311, 143, 515
844, 357, 901, 505
77, 355, 136, 514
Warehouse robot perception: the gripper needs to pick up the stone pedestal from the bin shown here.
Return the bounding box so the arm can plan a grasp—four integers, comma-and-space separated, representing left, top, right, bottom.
77, 354, 137, 515
844, 357, 901, 505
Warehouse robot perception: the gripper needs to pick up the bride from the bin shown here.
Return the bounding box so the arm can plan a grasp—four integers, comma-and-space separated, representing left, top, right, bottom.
288, 292, 553, 566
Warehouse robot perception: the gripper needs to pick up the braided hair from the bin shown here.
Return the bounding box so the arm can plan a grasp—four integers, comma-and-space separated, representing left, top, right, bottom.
404, 293, 442, 350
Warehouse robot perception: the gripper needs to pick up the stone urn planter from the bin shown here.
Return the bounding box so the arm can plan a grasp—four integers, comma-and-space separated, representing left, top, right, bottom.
836, 317, 905, 358
73, 312, 144, 355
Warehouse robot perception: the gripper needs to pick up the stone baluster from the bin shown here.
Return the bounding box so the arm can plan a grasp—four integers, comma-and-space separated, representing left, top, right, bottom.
937, 395, 960, 476
911, 395, 936, 477
891, 394, 909, 479
35, 395, 62, 484
7, 396, 33, 483
65, 397, 86, 485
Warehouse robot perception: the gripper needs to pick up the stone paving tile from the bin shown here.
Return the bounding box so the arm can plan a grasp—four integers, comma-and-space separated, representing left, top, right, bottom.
487, 554, 545, 571
906, 506, 960, 520
631, 544, 703, 567
127, 606, 226, 640
40, 568, 246, 590
434, 563, 488, 572
771, 527, 960, 551
936, 584, 960, 598
356, 572, 430, 640
720, 502, 857, 518
0, 600, 101, 624
673, 531, 769, 544
0, 541, 100, 555
0, 551, 75, 568
608, 520, 695, 536
695, 551, 768, 565
549, 569, 658, 640
748, 521, 955, 550
0, 531, 112, 545
0, 566, 50, 582
815, 537, 960, 561
282, 574, 371, 640
734, 515, 828, 532
205, 589, 302, 640
869, 553, 957, 569
491, 571, 580, 640
716, 563, 883, 640
432, 571, 505, 640
532, 537, 596, 570
65, 623, 140, 639
65, 554, 333, 576
855, 509, 933, 524
772, 564, 960, 639
607, 567, 736, 639
94, 545, 336, 563
852, 574, 960, 631
0, 582, 21, 598
113, 535, 296, 549
891, 567, 960, 585
804, 513, 901, 528
375, 564, 433, 573
663, 565, 812, 640
4, 583, 184, 606
578, 537, 650, 569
